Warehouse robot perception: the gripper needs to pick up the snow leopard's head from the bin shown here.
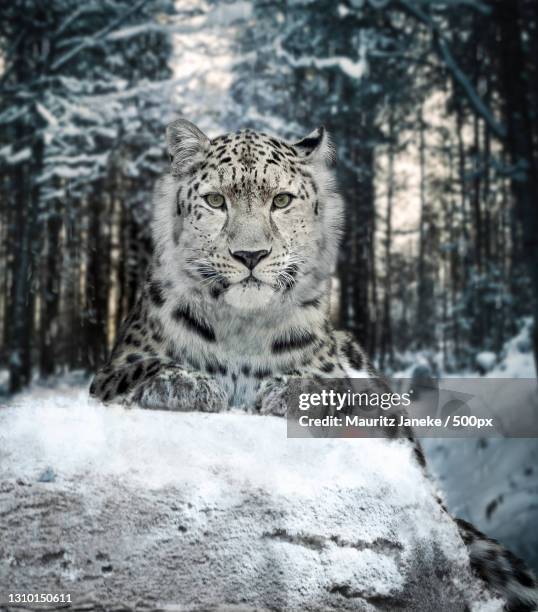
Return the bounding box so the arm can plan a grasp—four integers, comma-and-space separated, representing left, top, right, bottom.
153, 119, 343, 310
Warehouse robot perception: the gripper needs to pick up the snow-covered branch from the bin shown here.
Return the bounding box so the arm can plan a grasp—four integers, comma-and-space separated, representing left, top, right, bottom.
274, 37, 369, 80
51, 0, 148, 71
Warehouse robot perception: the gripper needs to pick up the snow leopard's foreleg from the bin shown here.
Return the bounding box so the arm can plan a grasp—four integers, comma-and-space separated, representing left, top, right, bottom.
90, 359, 227, 412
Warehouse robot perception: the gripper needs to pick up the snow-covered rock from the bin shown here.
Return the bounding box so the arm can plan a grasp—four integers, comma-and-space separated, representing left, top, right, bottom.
0, 386, 502, 611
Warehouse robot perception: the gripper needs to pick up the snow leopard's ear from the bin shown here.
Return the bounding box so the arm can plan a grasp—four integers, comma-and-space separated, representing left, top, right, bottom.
166, 118, 210, 174
293, 127, 335, 165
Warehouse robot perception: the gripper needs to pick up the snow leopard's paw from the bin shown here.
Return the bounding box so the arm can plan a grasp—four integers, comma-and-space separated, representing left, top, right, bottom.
133, 368, 227, 413
255, 377, 315, 417
256, 379, 289, 416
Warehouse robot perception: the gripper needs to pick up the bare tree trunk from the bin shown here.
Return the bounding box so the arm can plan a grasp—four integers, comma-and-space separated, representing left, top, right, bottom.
64, 201, 83, 370
495, 1, 538, 374
9, 130, 42, 392
339, 123, 376, 353
39, 204, 63, 378
380, 112, 395, 371
84, 182, 111, 371
415, 109, 435, 351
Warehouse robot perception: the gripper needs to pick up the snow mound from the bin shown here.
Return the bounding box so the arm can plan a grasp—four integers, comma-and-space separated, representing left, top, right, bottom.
476, 352, 497, 373
0, 386, 501, 610
487, 318, 535, 378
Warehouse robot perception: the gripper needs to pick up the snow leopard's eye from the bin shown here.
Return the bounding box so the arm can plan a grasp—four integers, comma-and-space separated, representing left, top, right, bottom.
204, 193, 225, 208
272, 193, 293, 209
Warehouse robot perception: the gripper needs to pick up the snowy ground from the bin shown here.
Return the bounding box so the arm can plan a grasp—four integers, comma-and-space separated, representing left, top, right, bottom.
393, 318, 537, 380
0, 385, 501, 611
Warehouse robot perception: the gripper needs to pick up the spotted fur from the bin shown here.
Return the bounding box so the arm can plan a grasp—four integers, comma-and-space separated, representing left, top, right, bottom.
90, 119, 537, 611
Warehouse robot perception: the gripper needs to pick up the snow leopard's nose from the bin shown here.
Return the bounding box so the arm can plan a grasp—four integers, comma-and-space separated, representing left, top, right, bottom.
230, 249, 271, 270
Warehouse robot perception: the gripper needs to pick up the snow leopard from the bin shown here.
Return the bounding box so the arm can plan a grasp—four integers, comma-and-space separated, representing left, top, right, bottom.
90, 119, 538, 611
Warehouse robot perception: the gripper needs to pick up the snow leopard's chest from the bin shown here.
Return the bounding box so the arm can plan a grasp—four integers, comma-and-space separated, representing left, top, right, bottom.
164, 326, 320, 408
144, 301, 342, 408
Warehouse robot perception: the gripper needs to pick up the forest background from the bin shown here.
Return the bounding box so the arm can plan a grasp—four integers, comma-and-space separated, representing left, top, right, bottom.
1, 0, 538, 390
